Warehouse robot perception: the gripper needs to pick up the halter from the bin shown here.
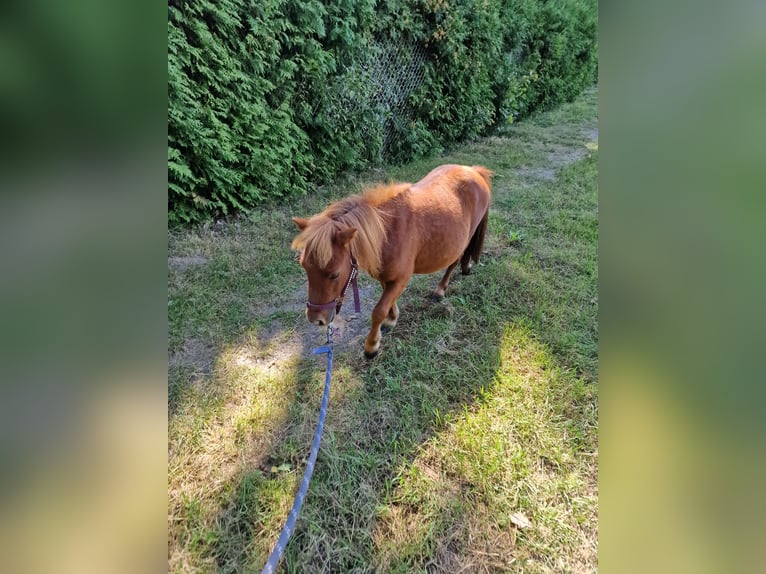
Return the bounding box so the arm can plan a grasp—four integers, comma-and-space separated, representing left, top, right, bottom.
305, 253, 361, 315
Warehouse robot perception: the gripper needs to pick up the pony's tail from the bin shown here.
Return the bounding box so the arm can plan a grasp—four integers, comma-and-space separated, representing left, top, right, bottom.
471, 165, 494, 189
462, 207, 489, 271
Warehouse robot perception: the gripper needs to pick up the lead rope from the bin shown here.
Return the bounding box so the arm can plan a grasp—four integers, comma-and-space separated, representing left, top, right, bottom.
260, 324, 334, 574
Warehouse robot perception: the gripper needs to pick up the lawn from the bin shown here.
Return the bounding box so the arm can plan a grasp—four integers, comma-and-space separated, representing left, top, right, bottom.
168, 86, 598, 573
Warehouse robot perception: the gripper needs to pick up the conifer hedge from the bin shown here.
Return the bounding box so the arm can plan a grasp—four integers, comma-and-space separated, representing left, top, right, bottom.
168, 0, 597, 223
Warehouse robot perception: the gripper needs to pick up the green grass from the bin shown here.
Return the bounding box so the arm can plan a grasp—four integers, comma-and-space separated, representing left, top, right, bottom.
168, 86, 598, 573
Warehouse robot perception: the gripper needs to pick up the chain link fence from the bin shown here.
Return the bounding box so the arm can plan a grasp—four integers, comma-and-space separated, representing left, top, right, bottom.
319, 40, 428, 161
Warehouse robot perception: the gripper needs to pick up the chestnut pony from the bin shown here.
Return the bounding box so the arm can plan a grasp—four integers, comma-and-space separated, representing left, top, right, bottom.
292, 164, 492, 358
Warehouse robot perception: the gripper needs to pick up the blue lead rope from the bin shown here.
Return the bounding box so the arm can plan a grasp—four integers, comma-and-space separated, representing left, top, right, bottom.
260, 331, 334, 574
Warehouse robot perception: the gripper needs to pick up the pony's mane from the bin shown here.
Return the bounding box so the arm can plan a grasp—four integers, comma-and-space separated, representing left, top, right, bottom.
291, 183, 409, 276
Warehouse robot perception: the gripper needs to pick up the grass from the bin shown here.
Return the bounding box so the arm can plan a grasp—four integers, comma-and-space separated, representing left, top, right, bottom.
168, 86, 598, 573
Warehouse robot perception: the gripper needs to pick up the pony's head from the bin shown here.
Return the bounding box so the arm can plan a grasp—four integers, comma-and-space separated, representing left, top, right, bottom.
292, 192, 389, 325
292, 217, 357, 325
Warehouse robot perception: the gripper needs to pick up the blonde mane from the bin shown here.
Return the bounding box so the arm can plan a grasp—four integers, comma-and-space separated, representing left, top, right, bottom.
291, 183, 409, 277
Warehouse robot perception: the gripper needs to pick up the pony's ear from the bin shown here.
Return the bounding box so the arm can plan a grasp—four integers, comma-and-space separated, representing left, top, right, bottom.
292, 217, 310, 230
335, 226, 357, 247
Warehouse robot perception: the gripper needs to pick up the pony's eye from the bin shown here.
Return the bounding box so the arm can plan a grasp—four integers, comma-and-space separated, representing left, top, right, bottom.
328, 272, 340, 280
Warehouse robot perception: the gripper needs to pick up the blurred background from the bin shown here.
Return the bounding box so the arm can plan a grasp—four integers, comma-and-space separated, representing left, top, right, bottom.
600, 0, 766, 572
0, 0, 166, 572
0, 0, 764, 572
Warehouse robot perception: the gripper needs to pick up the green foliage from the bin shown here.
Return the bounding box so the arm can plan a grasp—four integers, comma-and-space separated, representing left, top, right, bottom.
168, 0, 598, 223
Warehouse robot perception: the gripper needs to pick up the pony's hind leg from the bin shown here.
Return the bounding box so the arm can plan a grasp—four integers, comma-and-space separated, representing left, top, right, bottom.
433, 259, 460, 300
461, 207, 489, 275
365, 280, 408, 359
460, 255, 473, 275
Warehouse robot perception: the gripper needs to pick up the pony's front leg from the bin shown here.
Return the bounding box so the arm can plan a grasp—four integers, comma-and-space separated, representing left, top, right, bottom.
379, 279, 400, 332
365, 281, 407, 359
382, 301, 399, 330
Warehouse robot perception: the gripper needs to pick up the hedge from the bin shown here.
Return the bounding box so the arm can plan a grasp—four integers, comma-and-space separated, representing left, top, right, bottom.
168, 0, 597, 223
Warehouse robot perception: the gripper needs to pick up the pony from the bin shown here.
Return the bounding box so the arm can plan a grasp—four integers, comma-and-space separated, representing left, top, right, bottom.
292, 164, 492, 358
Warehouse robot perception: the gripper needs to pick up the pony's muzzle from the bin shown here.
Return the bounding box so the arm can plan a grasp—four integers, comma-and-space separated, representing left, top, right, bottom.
306, 307, 334, 326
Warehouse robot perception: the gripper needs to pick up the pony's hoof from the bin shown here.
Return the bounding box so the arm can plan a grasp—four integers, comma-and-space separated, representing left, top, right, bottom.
461, 266, 472, 275
364, 349, 379, 360
430, 292, 445, 302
